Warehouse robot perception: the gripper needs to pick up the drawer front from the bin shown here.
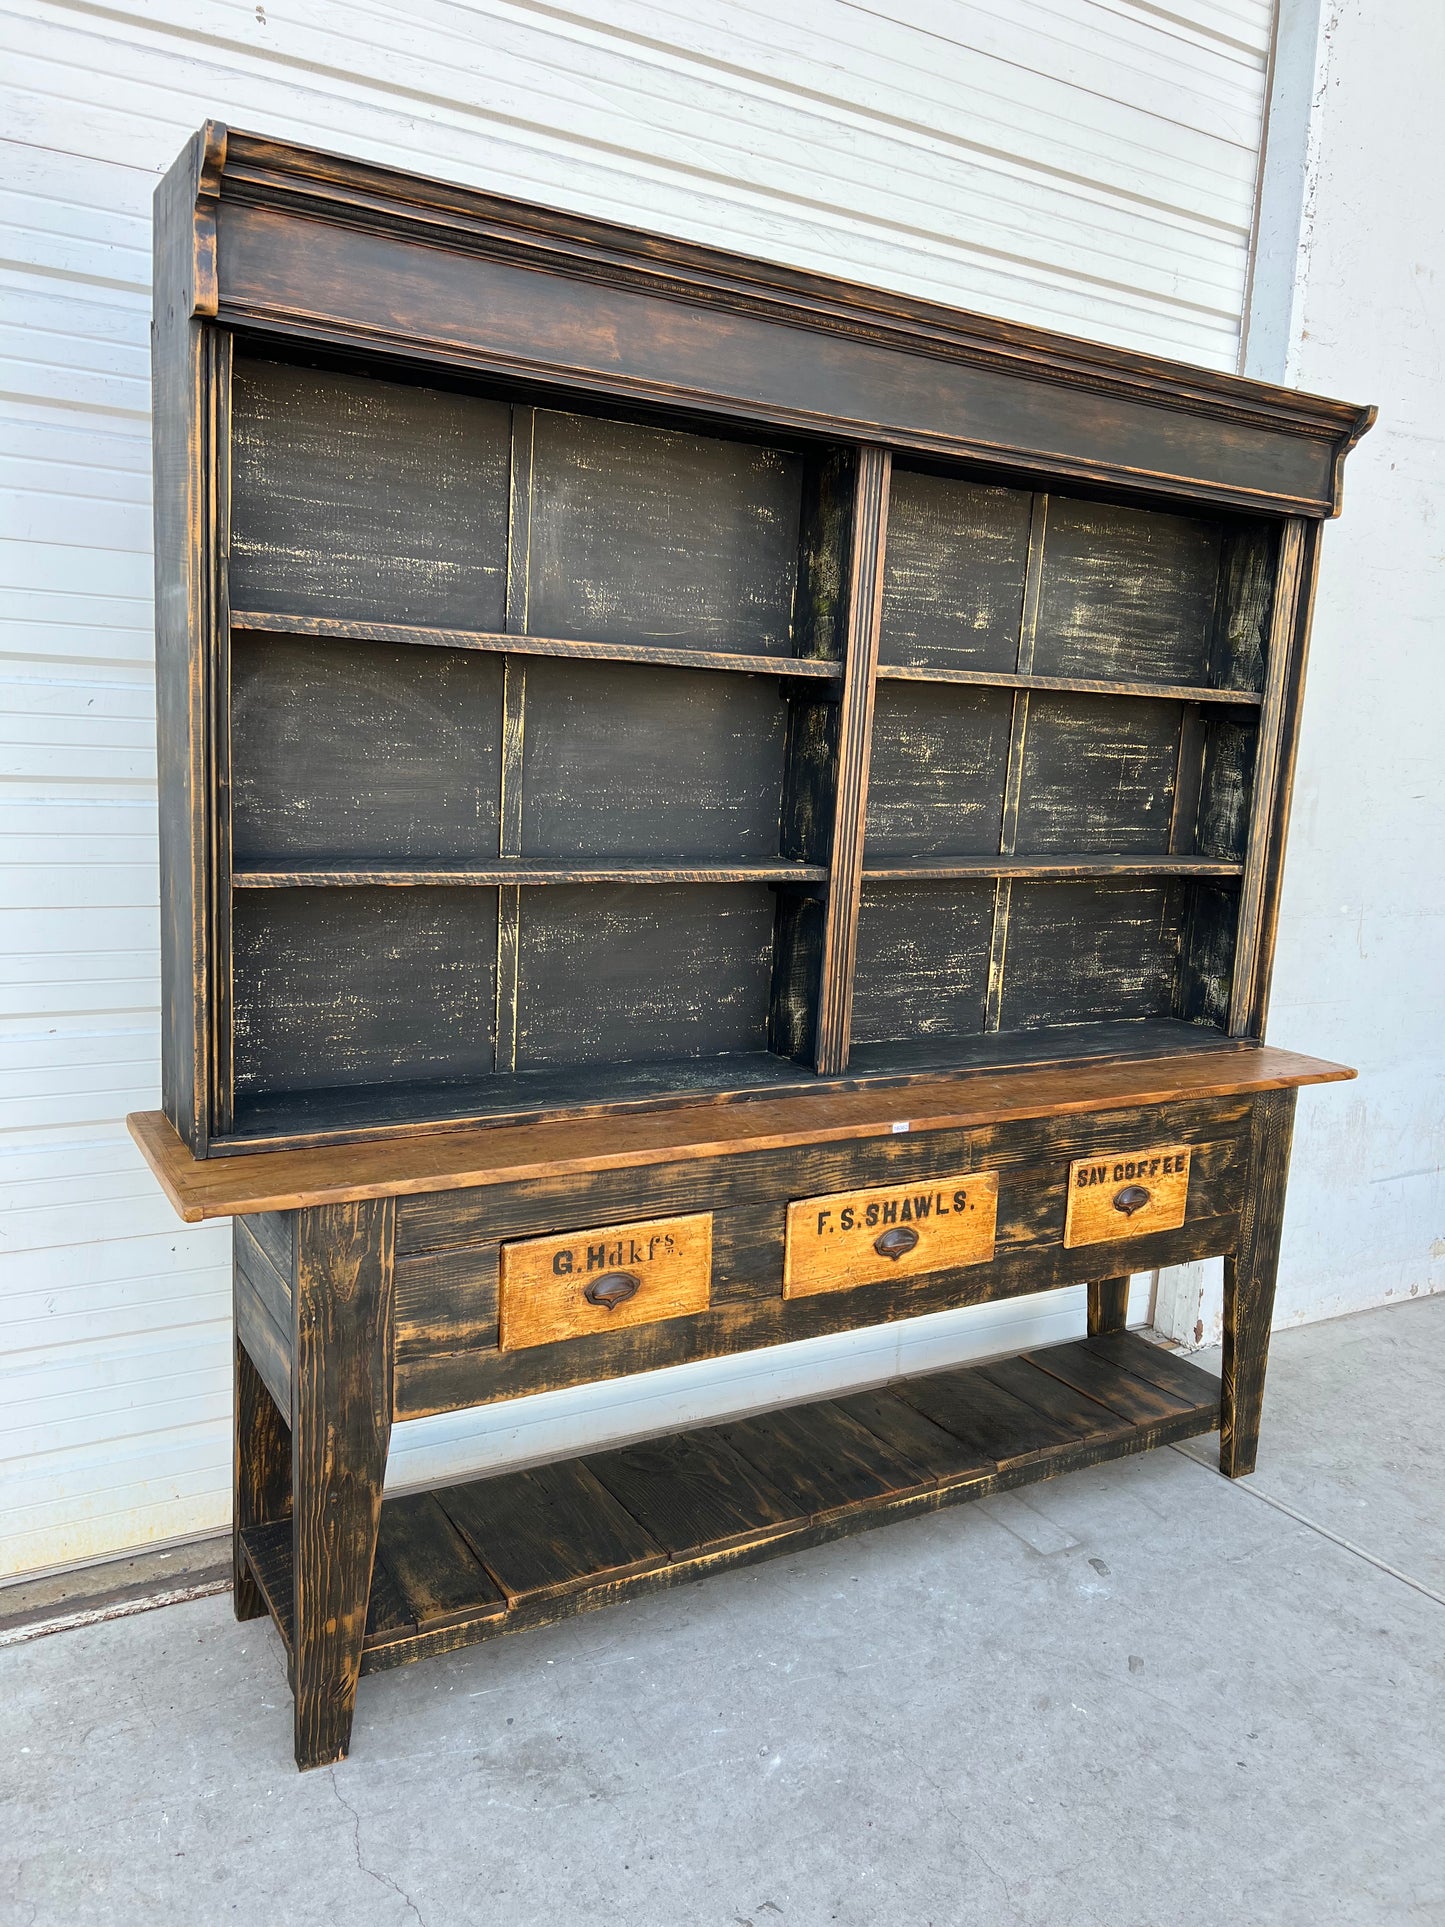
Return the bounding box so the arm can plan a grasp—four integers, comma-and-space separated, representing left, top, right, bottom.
1064, 1145, 1192, 1248
499, 1211, 712, 1351
783, 1171, 999, 1298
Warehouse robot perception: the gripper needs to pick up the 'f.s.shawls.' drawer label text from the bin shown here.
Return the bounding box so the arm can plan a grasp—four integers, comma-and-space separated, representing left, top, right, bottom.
782, 1173, 999, 1298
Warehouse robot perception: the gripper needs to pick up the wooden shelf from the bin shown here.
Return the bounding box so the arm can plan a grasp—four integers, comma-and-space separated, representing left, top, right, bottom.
232, 611, 843, 682
240, 1330, 1222, 1677
875, 663, 1263, 706
862, 854, 1243, 881
231, 858, 829, 887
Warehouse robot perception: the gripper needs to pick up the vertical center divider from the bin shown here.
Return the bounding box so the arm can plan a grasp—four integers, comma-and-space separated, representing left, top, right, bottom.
985, 490, 1049, 1034
495, 405, 535, 1075
813, 445, 892, 1076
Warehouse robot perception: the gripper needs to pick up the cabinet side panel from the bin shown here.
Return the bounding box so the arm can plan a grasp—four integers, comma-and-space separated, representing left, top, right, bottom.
152, 139, 217, 1152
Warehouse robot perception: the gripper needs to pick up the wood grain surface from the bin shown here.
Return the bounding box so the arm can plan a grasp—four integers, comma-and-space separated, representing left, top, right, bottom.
129, 1045, 1350, 1220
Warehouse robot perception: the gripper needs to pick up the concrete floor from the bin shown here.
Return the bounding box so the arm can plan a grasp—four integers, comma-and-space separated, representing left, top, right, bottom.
3, 1297, 1443, 1927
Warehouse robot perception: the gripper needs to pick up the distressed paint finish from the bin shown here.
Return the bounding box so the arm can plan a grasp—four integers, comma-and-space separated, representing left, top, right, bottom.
1220, 1088, 1297, 1477
291, 1199, 395, 1770
229, 360, 510, 628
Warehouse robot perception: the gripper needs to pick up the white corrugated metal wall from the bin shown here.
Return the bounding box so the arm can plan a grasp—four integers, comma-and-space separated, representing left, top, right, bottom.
1, 0, 1276, 1577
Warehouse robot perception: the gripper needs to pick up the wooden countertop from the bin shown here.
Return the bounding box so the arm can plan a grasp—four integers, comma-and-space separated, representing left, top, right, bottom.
128, 1044, 1353, 1222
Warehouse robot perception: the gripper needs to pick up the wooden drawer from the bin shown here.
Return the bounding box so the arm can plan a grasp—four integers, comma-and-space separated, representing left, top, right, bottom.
783, 1171, 999, 1298
498, 1211, 712, 1350
1064, 1145, 1193, 1247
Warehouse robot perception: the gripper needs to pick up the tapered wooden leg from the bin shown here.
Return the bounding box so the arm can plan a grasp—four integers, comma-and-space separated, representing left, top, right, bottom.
291, 1200, 395, 1771
1087, 1276, 1131, 1336
1220, 1088, 1296, 1478
233, 1334, 291, 1621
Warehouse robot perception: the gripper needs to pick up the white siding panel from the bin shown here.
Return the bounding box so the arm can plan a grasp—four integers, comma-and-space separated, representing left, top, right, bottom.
0, 0, 1271, 1577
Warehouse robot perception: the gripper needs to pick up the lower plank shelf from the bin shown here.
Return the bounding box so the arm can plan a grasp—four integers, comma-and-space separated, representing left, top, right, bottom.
243, 1331, 1219, 1680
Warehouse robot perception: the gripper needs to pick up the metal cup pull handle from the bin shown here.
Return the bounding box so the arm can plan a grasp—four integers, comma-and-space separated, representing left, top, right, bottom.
1113, 1184, 1151, 1218
873, 1225, 920, 1261
583, 1271, 641, 1310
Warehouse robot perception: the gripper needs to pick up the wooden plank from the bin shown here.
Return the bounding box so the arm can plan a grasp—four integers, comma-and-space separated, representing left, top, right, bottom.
1085, 1331, 1220, 1407
875, 665, 1261, 706
814, 446, 891, 1075
232, 860, 828, 887
230, 611, 842, 679
713, 1400, 937, 1516
859, 856, 1242, 881
1021, 1339, 1197, 1428
515, 883, 775, 1069
584, 1429, 800, 1556
239, 1319, 1226, 1682
974, 1354, 1131, 1442
851, 880, 994, 1046
1016, 694, 1183, 856
375, 1492, 505, 1631
831, 1385, 995, 1485
525, 408, 802, 653
497, 1211, 712, 1351
235, 1217, 292, 1337
894, 1366, 1078, 1469
438, 1461, 666, 1607
127, 1043, 1353, 1220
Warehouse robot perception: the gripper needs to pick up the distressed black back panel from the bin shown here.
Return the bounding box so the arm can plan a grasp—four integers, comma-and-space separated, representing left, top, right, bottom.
526, 411, 803, 651
231, 634, 503, 862
1034, 500, 1221, 683
1015, 695, 1182, 855
1000, 881, 1188, 1030
879, 470, 1031, 671
851, 882, 995, 1044
520, 661, 789, 860
229, 361, 510, 627
515, 884, 777, 1068
865, 685, 1013, 856
232, 888, 498, 1095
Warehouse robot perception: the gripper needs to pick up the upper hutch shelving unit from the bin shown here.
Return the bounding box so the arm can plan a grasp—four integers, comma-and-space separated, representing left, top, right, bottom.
153, 123, 1372, 1159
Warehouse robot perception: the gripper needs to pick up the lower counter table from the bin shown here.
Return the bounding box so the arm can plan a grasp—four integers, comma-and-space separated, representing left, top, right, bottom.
129, 1041, 1350, 1771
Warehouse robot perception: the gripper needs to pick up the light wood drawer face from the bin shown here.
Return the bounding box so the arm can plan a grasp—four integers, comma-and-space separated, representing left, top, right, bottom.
499, 1212, 712, 1350
783, 1172, 999, 1299
1064, 1146, 1193, 1248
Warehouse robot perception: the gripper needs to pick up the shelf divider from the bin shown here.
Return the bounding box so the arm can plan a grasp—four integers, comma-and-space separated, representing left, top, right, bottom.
814, 445, 892, 1076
